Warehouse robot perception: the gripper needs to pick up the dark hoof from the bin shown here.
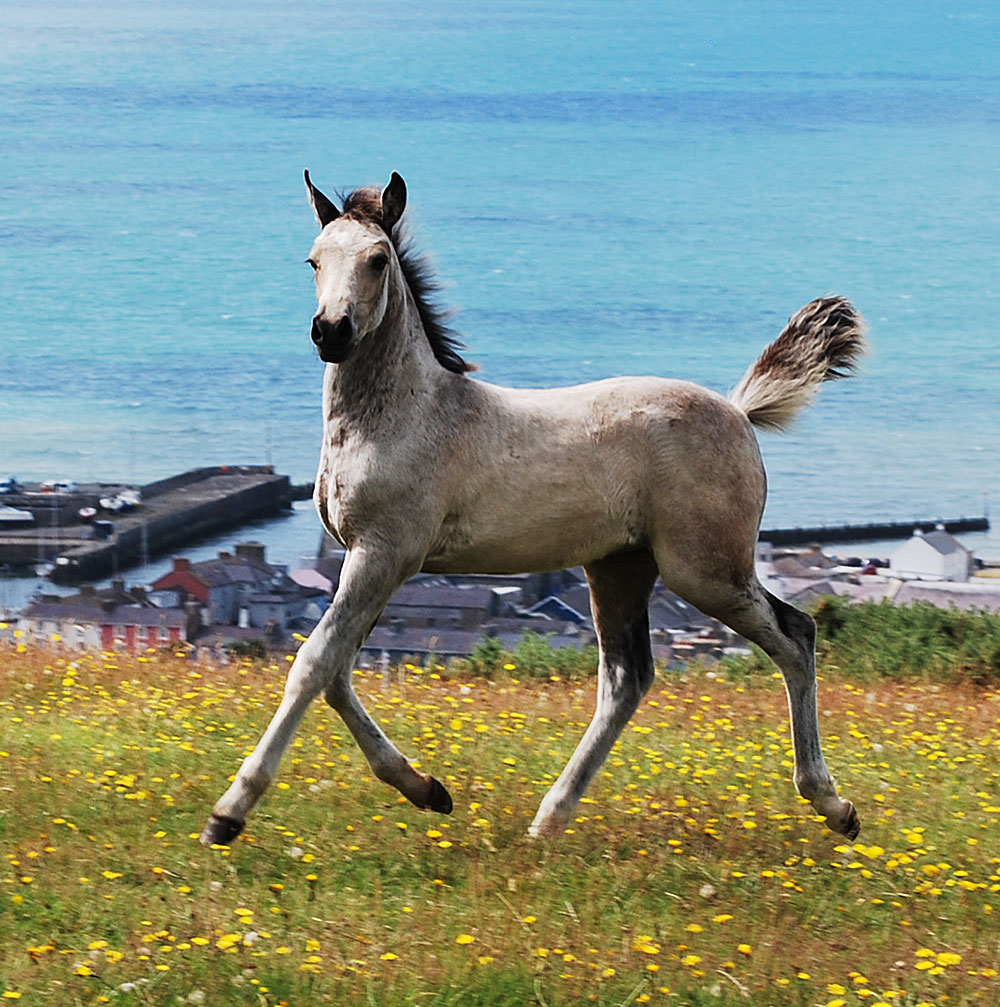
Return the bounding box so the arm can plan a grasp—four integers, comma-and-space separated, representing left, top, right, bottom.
826, 800, 860, 841
200, 814, 244, 846
841, 803, 861, 841
423, 777, 453, 815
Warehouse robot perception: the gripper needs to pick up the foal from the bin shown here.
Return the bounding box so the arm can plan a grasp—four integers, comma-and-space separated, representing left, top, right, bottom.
201, 171, 865, 847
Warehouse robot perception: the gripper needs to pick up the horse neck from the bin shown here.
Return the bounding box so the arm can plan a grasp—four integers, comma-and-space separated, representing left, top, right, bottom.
322, 277, 443, 432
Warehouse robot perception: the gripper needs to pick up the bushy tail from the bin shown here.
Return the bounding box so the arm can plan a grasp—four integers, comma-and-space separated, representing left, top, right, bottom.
728, 296, 867, 431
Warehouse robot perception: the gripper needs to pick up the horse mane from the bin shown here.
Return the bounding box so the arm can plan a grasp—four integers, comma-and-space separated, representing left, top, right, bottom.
341, 186, 473, 375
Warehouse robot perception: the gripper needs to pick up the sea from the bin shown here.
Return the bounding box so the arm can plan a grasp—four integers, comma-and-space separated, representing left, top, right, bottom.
2, 1, 999, 613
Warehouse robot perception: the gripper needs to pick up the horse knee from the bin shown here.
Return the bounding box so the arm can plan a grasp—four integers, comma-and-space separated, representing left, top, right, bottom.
281, 660, 330, 704
323, 672, 351, 708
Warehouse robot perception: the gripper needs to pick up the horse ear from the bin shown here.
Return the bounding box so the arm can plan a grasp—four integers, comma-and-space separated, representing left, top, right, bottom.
304, 169, 340, 228
381, 172, 407, 233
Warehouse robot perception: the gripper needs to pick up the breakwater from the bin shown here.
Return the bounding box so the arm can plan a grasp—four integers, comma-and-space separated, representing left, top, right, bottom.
759, 516, 989, 547
0, 466, 292, 582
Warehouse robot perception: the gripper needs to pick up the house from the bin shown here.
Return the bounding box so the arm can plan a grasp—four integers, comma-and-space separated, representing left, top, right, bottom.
890, 527, 972, 582
151, 542, 326, 628
648, 590, 717, 635
18, 582, 192, 652
360, 625, 486, 665
526, 595, 590, 626
377, 583, 514, 631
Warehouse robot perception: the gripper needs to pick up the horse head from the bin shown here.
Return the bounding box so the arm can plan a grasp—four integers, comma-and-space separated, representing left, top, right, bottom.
304, 170, 407, 363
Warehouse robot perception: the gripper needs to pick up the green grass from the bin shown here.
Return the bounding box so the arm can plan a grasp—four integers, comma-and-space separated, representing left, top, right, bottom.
2, 636, 1000, 1006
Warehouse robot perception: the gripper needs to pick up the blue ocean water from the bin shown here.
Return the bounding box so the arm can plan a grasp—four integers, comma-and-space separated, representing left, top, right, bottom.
3, 1, 999, 571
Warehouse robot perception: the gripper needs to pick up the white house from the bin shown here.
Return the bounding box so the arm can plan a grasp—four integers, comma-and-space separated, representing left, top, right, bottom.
889, 527, 971, 582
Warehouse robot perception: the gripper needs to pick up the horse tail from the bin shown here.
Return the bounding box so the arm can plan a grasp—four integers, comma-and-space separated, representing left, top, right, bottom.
728, 296, 867, 432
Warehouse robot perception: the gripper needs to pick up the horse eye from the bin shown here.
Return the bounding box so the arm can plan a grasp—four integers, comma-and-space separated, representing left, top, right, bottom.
370, 252, 389, 273
306, 258, 319, 271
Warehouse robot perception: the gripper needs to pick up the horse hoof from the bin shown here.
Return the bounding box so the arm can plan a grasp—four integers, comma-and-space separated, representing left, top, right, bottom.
200, 814, 245, 846
526, 815, 564, 840
827, 801, 860, 841
424, 777, 453, 815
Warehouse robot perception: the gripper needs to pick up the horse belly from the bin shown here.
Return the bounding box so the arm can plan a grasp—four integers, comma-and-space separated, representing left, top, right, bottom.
423, 479, 637, 576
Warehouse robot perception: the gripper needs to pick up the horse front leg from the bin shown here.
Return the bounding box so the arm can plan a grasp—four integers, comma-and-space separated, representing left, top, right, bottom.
323, 668, 453, 815
199, 545, 446, 846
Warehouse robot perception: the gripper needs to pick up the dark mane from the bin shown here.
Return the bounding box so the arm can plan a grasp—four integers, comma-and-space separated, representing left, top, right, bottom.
341, 186, 472, 375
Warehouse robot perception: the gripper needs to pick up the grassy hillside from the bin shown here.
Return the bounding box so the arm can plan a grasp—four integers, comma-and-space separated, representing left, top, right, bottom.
2, 614, 1000, 1005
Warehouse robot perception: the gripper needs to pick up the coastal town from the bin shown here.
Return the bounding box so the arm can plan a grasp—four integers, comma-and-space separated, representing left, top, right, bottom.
2, 469, 998, 667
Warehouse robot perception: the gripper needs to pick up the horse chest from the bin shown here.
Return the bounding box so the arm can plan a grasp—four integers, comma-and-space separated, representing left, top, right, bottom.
314, 442, 396, 548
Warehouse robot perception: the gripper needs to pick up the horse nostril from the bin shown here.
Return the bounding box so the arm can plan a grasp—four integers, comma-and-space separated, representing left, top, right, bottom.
311, 313, 356, 362
312, 315, 354, 345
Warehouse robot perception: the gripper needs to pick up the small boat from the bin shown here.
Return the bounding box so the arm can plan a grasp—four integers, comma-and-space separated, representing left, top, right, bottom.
78, 506, 98, 522
0, 504, 34, 525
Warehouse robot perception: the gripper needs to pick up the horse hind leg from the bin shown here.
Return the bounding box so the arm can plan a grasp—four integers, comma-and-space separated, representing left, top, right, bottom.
666, 566, 859, 839
529, 549, 659, 837
755, 590, 859, 838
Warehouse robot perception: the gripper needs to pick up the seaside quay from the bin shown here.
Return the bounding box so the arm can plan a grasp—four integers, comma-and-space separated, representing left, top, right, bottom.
0, 466, 299, 582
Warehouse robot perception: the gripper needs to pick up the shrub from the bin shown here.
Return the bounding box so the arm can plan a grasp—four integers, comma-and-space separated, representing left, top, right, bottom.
812, 596, 1000, 684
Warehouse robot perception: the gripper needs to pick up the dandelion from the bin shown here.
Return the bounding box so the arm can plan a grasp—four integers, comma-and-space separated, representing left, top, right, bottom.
455, 934, 476, 945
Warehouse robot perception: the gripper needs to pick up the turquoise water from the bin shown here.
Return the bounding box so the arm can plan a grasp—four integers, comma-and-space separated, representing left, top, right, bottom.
3, 2, 999, 548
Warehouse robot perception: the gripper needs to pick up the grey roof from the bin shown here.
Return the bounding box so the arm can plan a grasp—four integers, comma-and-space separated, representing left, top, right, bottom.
782, 580, 837, 606
918, 531, 968, 556
895, 582, 1000, 612
21, 600, 187, 627
247, 591, 308, 605
191, 559, 271, 587
386, 583, 498, 610
362, 625, 485, 658
155, 553, 302, 593
648, 591, 714, 631
527, 596, 589, 625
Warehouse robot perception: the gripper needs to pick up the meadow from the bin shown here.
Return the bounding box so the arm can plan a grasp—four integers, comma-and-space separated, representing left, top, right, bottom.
2, 605, 1000, 1006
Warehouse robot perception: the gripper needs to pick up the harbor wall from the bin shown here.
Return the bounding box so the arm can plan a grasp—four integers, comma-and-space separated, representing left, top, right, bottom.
0, 466, 292, 582
759, 516, 989, 547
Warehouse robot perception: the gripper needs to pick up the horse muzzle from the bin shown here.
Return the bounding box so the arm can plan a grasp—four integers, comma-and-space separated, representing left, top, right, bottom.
311, 314, 356, 363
